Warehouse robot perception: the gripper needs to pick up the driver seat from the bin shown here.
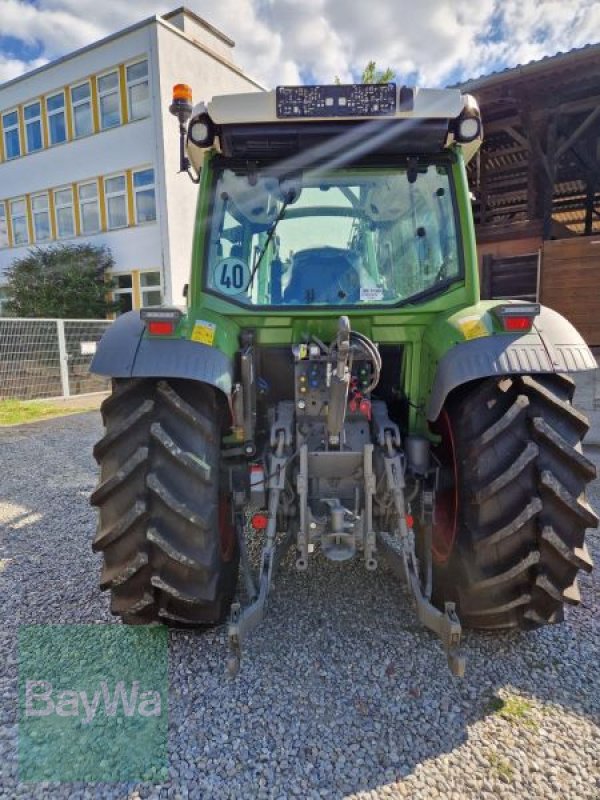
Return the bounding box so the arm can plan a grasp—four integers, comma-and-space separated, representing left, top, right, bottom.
283, 247, 359, 304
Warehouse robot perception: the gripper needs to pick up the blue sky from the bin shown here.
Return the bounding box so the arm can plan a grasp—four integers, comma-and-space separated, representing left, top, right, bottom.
1, 0, 599, 88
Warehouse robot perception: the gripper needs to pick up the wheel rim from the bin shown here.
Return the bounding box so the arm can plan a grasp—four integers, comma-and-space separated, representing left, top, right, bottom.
218, 494, 236, 563
431, 409, 458, 564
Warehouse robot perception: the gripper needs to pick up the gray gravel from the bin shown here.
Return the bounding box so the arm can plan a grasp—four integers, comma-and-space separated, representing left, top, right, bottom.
1, 397, 599, 799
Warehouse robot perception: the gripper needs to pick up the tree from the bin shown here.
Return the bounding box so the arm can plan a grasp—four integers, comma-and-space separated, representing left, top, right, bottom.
360, 61, 395, 84
334, 61, 396, 85
3, 243, 119, 318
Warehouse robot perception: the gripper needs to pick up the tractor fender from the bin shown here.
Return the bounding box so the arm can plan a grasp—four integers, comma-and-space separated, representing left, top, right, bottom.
90, 311, 233, 395
427, 305, 597, 421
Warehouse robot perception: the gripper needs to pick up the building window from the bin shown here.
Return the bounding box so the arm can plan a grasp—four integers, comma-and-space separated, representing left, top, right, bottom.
47, 92, 67, 145
3, 111, 20, 159
71, 82, 93, 138
78, 182, 100, 234
10, 199, 28, 246
133, 168, 156, 223
54, 188, 75, 238
32, 193, 51, 242
105, 174, 127, 229
24, 101, 43, 153
0, 202, 8, 248
113, 274, 133, 313
140, 271, 162, 307
126, 60, 150, 120
98, 71, 121, 129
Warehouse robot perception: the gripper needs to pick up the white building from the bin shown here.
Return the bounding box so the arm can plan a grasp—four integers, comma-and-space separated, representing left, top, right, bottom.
0, 7, 262, 314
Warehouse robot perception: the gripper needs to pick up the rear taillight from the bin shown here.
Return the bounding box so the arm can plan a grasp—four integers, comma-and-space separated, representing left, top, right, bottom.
140, 307, 182, 336
148, 320, 175, 335
493, 303, 540, 333
503, 316, 533, 332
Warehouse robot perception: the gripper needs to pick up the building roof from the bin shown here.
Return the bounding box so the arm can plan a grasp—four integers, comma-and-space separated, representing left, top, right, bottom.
162, 7, 235, 48
456, 41, 600, 92
459, 41, 600, 237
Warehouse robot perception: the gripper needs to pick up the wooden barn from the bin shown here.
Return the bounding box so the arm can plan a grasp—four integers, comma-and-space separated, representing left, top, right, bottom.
458, 43, 600, 345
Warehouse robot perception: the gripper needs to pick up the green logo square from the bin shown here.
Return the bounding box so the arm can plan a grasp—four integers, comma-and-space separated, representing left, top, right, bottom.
18, 624, 168, 783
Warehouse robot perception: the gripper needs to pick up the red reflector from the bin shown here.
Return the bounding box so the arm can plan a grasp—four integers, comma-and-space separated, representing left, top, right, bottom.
406, 514, 414, 529
503, 316, 533, 332
251, 513, 269, 530
148, 320, 174, 335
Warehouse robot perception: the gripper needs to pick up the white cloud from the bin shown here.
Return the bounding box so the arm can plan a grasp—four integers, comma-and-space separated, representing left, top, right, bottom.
0, 53, 47, 84
0, 0, 598, 89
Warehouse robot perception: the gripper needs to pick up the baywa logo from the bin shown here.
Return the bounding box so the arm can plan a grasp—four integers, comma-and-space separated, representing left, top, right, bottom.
25, 679, 162, 724
18, 625, 168, 783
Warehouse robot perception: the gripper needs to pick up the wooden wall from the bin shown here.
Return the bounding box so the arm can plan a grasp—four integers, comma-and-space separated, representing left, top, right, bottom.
478, 237, 542, 266
540, 236, 600, 346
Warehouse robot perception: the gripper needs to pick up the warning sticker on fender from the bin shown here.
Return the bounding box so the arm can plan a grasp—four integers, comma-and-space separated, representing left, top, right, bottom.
191, 320, 216, 346
457, 315, 489, 340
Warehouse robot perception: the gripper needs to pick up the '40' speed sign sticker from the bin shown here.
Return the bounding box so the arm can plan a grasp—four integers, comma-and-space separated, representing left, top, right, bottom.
213, 257, 250, 296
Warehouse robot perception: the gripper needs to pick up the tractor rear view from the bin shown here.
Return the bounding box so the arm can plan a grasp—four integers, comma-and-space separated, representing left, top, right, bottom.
90, 81, 597, 675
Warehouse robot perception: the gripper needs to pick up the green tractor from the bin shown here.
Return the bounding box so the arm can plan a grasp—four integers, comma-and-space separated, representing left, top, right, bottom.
91, 82, 597, 675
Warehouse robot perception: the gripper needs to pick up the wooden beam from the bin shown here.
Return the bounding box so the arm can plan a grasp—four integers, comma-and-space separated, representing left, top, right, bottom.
556, 105, 600, 159
506, 126, 529, 149
479, 151, 488, 224
584, 179, 596, 235
484, 115, 523, 135
481, 255, 493, 299
543, 115, 558, 238
524, 112, 553, 183
559, 94, 600, 114
571, 139, 600, 180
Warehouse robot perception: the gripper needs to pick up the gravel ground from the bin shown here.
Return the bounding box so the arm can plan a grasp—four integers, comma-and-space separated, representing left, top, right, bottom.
1, 397, 599, 799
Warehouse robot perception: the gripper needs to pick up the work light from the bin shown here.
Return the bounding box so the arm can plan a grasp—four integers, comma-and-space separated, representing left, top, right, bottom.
188, 114, 215, 148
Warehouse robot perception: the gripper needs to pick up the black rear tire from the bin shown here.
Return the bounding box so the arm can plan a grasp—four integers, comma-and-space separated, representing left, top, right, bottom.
432, 373, 597, 630
91, 378, 238, 626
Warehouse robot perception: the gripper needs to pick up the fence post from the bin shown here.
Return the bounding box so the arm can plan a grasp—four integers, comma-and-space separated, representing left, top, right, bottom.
56, 319, 70, 398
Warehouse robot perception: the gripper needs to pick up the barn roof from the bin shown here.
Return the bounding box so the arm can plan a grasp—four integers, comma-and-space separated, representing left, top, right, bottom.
454, 42, 600, 237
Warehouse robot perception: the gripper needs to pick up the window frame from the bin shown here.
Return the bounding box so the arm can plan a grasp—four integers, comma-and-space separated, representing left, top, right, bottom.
24, 100, 43, 153
3, 109, 21, 160
125, 58, 150, 121
78, 180, 101, 235
97, 69, 121, 130
54, 186, 75, 239
0, 201, 9, 249
10, 197, 29, 246
46, 91, 67, 146
31, 192, 52, 243
139, 270, 163, 307
70, 81, 93, 139
104, 173, 128, 230
111, 272, 134, 314
132, 167, 156, 224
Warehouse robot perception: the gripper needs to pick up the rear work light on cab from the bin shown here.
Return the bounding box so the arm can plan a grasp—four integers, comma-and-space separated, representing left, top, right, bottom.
493, 303, 540, 333
140, 307, 182, 336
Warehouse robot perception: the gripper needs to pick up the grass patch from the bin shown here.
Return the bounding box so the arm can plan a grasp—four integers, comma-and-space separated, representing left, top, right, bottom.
0, 399, 97, 426
487, 693, 538, 730
487, 752, 515, 782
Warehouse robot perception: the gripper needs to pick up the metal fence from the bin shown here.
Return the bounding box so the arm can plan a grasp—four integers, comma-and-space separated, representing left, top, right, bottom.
0, 318, 111, 400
